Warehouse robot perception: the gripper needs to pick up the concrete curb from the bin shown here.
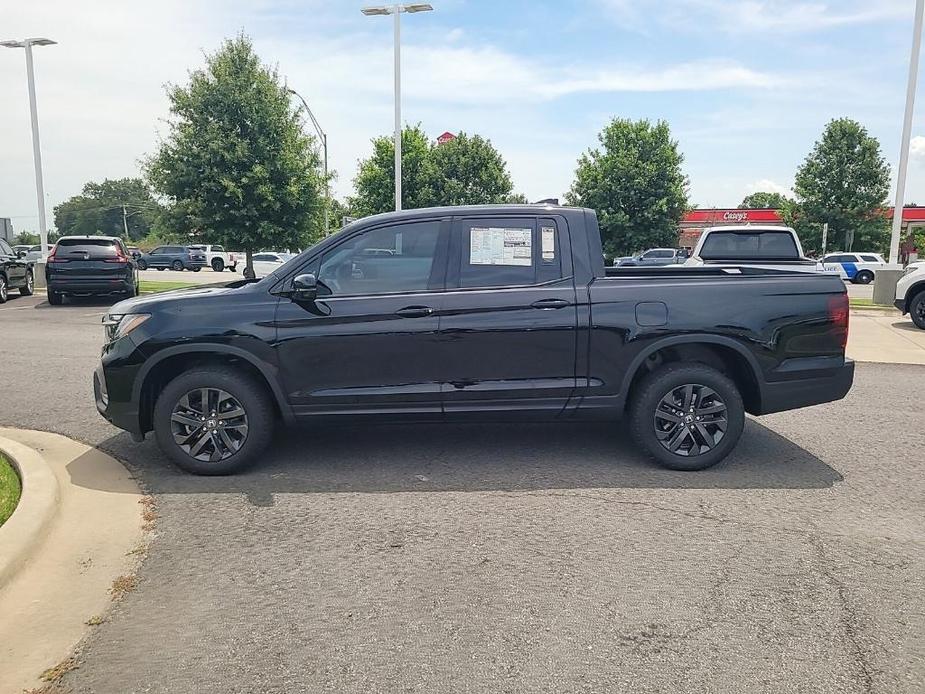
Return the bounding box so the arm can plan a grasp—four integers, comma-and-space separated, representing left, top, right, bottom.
0, 436, 60, 590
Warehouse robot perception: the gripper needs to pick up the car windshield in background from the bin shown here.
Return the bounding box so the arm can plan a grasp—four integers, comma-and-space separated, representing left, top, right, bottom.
699, 231, 799, 260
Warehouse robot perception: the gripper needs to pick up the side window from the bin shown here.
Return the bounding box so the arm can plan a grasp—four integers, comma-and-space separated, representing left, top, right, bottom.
456, 218, 563, 289
213, 246, 224, 253
860, 254, 879, 262
0, 240, 13, 256
253, 254, 276, 262
318, 220, 442, 296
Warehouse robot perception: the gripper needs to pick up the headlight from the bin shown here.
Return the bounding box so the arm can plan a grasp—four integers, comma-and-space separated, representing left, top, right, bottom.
102, 313, 150, 343
903, 264, 923, 277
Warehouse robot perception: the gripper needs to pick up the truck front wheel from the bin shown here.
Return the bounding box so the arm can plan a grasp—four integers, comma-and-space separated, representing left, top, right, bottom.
910, 291, 925, 330
629, 363, 745, 471
153, 367, 275, 475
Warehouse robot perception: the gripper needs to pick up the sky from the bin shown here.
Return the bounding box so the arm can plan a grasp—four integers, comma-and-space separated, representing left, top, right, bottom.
2, 0, 925, 232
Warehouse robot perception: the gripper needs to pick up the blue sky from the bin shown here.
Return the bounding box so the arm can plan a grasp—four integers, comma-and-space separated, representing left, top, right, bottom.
1, 0, 924, 231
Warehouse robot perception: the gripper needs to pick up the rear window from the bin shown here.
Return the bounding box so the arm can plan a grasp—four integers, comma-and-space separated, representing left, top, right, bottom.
700, 231, 799, 260
58, 238, 118, 248
56, 237, 122, 258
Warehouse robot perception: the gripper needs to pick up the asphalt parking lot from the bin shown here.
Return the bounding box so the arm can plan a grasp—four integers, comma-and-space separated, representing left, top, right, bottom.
1, 294, 923, 693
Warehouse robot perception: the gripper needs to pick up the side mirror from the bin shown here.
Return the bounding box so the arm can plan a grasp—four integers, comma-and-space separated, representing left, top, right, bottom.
16, 250, 26, 258
291, 273, 318, 301
132, 251, 141, 259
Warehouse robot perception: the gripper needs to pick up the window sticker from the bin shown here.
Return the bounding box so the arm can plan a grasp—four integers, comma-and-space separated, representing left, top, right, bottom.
541, 226, 555, 261
469, 227, 532, 266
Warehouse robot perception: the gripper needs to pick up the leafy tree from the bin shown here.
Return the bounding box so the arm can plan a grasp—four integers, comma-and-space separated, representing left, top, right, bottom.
428, 132, 515, 206
739, 191, 790, 209
13, 231, 39, 245
565, 118, 688, 257
792, 118, 891, 254
351, 125, 436, 217
350, 127, 519, 216
146, 35, 324, 276
53, 178, 162, 240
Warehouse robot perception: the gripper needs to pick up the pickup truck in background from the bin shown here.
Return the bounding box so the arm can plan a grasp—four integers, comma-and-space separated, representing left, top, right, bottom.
188, 244, 238, 272
94, 205, 854, 475
685, 225, 826, 274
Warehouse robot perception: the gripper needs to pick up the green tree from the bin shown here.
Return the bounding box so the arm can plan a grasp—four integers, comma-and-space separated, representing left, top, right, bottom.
146, 35, 324, 276
53, 178, 162, 240
792, 118, 891, 254
13, 231, 39, 245
739, 191, 790, 209
351, 125, 436, 217
350, 127, 520, 216
428, 132, 515, 206
565, 118, 688, 257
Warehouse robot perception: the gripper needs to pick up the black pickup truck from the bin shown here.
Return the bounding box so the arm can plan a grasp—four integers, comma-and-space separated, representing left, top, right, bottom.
94, 205, 853, 475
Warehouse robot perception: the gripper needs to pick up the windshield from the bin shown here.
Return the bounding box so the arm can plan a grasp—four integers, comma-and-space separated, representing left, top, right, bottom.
699, 231, 799, 260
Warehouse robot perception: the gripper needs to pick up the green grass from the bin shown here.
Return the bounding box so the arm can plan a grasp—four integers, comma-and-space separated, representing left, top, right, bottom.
139, 279, 199, 294
0, 454, 21, 527
849, 298, 896, 309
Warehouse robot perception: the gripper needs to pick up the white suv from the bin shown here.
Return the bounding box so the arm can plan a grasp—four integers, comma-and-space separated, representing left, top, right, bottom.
895, 262, 925, 329
188, 244, 237, 272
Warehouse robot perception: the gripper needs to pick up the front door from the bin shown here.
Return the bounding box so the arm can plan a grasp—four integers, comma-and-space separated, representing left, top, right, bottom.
438, 215, 579, 415
273, 217, 450, 418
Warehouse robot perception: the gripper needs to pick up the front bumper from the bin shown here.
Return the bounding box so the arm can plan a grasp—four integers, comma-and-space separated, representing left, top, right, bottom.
894, 298, 906, 313
757, 358, 854, 415
94, 348, 145, 436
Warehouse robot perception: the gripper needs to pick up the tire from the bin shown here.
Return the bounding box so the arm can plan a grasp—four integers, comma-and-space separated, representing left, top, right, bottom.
153, 367, 275, 475
47, 289, 62, 305
0, 275, 7, 304
171, 260, 184, 271
137, 259, 148, 270
19, 270, 34, 296
124, 281, 137, 298
230, 264, 237, 272
211, 258, 224, 272
629, 363, 745, 471
910, 290, 925, 330
157, 267, 165, 271
192, 267, 201, 272
854, 270, 874, 285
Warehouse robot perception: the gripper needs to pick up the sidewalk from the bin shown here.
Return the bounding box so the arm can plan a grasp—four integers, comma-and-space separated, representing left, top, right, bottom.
847, 312, 925, 365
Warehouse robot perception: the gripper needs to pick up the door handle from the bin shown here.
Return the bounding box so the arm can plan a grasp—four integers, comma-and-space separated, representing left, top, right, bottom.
531, 298, 569, 310
395, 305, 435, 318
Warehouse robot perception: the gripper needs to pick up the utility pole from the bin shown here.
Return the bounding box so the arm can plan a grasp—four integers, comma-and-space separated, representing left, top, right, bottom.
122, 204, 129, 239
889, 0, 924, 264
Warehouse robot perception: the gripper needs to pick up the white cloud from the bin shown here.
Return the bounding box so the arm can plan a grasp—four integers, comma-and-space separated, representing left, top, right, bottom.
910, 135, 925, 162
744, 178, 792, 196
597, 0, 909, 34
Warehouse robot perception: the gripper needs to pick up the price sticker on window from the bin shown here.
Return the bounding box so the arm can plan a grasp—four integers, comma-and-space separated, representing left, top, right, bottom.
541, 226, 555, 261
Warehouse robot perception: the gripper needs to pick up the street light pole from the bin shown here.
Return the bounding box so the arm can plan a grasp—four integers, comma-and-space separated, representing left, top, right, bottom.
1, 38, 56, 257
287, 88, 329, 233
361, 4, 434, 212
889, 0, 924, 265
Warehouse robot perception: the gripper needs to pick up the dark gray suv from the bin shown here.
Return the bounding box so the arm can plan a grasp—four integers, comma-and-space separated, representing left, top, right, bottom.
137, 246, 207, 272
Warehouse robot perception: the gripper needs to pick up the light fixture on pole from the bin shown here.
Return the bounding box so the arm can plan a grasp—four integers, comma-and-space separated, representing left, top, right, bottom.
288, 87, 330, 233
889, 0, 924, 265
361, 3, 434, 212
1, 37, 56, 257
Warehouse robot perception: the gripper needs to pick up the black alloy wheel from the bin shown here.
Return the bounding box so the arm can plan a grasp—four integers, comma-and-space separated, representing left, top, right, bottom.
169, 387, 249, 462
654, 383, 727, 457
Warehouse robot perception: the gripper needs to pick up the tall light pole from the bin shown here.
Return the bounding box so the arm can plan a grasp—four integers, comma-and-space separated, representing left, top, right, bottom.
1, 38, 56, 257
288, 88, 330, 233
889, 0, 924, 265
361, 3, 434, 212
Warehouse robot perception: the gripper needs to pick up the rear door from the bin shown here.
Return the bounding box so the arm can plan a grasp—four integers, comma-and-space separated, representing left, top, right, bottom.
439, 214, 578, 415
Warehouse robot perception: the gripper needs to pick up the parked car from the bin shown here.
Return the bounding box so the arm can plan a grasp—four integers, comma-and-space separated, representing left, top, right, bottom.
45, 236, 138, 305
822, 252, 887, 284
0, 238, 35, 303
136, 245, 207, 272
12, 244, 46, 263
250, 252, 291, 276
685, 225, 825, 273
188, 244, 237, 272
94, 204, 854, 475
617, 248, 688, 266
895, 261, 925, 329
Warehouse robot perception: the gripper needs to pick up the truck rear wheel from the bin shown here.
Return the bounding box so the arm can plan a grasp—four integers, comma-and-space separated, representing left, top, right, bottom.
211, 258, 224, 272
629, 363, 745, 471
153, 367, 275, 475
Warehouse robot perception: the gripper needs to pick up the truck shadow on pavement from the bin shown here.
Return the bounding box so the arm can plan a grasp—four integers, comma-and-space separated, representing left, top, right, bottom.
74, 419, 842, 505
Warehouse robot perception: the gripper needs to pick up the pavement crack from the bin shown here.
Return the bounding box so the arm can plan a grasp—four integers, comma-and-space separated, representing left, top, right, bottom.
809, 533, 877, 694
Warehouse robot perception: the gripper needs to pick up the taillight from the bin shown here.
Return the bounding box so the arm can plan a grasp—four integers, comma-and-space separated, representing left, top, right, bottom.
105, 249, 128, 263
828, 293, 849, 350
47, 246, 67, 263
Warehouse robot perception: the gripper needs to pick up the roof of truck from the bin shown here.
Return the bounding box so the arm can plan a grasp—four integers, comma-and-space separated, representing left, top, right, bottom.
346, 204, 589, 228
